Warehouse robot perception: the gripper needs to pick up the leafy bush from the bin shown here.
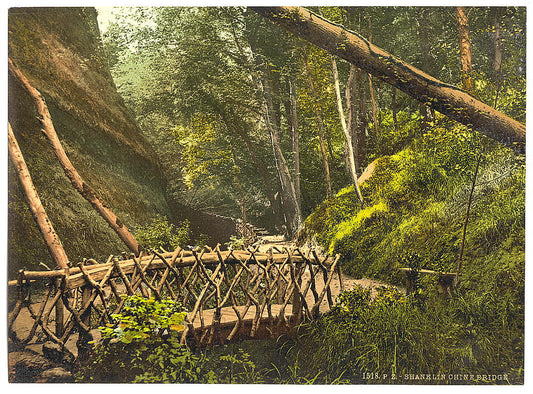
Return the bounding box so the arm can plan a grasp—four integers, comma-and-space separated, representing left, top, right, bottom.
77, 295, 274, 383
225, 236, 247, 250
134, 215, 191, 251
76, 295, 211, 383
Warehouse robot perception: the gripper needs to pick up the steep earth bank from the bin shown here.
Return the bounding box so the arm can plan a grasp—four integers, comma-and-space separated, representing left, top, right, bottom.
7, 7, 234, 277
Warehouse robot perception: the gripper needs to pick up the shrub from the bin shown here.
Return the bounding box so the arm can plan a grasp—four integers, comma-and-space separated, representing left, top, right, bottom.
76, 295, 211, 383
134, 215, 191, 251
288, 286, 522, 384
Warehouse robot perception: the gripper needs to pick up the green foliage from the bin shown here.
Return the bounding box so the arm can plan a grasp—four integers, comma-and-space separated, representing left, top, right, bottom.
225, 236, 247, 250
303, 123, 523, 279
134, 215, 191, 250
77, 295, 281, 383
287, 286, 522, 384
76, 296, 209, 383
214, 349, 263, 383
366, 110, 423, 161
296, 120, 524, 383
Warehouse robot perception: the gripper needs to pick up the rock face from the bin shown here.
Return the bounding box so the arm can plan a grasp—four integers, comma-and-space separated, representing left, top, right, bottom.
7, 7, 235, 276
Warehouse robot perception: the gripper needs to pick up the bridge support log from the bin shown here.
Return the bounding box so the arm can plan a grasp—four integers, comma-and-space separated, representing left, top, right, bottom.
8, 247, 342, 350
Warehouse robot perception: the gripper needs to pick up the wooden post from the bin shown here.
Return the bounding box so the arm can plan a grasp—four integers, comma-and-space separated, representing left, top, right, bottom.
76, 283, 93, 359
437, 274, 455, 298
8, 122, 69, 269
290, 265, 302, 320
55, 278, 65, 337
405, 270, 418, 294
8, 58, 140, 255
336, 262, 344, 293
276, 268, 284, 304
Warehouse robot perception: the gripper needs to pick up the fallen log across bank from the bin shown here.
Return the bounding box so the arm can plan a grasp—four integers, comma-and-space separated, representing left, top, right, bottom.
251, 6, 526, 153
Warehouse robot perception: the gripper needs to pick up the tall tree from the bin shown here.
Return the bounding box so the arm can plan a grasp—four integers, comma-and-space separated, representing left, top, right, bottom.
261, 62, 302, 235
304, 50, 333, 197
330, 56, 363, 202
366, 17, 379, 137
417, 8, 434, 129
491, 7, 504, 108
287, 74, 302, 215
456, 7, 475, 95
251, 6, 525, 153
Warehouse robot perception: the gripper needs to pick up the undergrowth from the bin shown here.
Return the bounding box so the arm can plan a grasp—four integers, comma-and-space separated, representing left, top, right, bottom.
297, 123, 524, 384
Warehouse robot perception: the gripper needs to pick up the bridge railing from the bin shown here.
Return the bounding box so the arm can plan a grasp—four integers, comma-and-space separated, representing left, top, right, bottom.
8, 245, 342, 352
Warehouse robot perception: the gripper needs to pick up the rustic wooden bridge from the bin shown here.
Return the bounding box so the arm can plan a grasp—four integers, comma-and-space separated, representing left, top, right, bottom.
8, 245, 342, 355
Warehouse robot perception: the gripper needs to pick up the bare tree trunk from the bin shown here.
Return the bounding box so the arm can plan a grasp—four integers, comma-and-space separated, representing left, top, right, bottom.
331, 56, 363, 202
304, 52, 333, 197
492, 7, 504, 108
418, 8, 433, 131
288, 76, 302, 216
231, 152, 247, 225
8, 123, 69, 269
355, 67, 368, 167
251, 6, 525, 153
456, 7, 475, 95
455, 137, 487, 284
262, 64, 301, 236
367, 19, 379, 136
368, 75, 379, 135
9, 58, 140, 255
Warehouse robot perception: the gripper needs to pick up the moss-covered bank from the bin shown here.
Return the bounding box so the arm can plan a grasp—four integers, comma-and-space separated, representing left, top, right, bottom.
302, 125, 524, 291
294, 124, 524, 383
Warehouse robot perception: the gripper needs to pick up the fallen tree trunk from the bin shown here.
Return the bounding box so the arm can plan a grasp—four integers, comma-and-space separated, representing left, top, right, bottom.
8, 123, 69, 269
251, 6, 525, 153
8, 58, 140, 255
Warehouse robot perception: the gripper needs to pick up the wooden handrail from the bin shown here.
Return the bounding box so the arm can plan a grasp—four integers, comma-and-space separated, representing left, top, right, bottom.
397, 267, 457, 276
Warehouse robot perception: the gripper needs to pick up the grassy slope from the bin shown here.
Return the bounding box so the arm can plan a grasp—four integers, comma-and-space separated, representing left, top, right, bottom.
293, 125, 524, 383
303, 125, 524, 291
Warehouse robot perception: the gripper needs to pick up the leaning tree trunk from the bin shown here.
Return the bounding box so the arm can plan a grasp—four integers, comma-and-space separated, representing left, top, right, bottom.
8, 123, 70, 269
262, 65, 302, 236
9, 58, 140, 255
331, 56, 363, 202
250, 6, 525, 154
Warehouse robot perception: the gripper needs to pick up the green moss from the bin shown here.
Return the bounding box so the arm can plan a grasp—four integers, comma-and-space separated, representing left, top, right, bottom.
302, 125, 524, 287
328, 201, 388, 255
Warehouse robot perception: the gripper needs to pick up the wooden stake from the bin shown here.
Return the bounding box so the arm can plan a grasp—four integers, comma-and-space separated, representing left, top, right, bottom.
8, 123, 69, 269
8, 58, 140, 255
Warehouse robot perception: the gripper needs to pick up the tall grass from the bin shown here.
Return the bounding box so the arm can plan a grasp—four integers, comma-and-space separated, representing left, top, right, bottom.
295, 123, 524, 384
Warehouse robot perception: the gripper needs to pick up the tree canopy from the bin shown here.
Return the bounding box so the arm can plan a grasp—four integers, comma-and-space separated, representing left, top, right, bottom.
100, 5, 526, 235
